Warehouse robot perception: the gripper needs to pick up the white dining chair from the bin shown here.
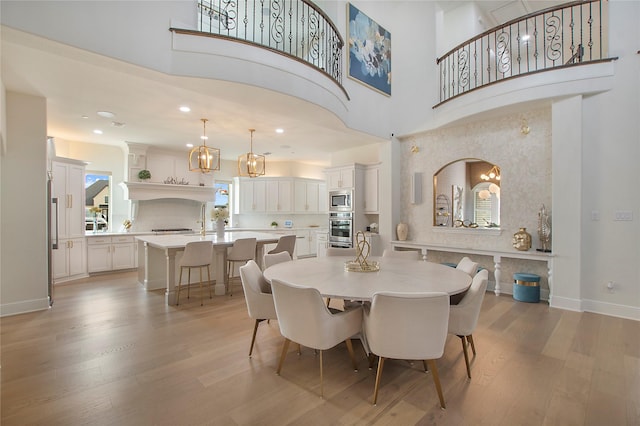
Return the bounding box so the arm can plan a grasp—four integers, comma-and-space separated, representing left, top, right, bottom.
263, 251, 292, 270
176, 241, 214, 306
456, 256, 479, 277
271, 279, 363, 398
239, 260, 278, 356
363, 291, 450, 408
227, 238, 257, 296
448, 269, 489, 379
382, 248, 421, 261
267, 234, 296, 258
326, 247, 357, 257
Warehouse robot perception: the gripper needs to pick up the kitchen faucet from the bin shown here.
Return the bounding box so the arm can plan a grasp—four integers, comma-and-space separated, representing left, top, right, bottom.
200, 203, 206, 236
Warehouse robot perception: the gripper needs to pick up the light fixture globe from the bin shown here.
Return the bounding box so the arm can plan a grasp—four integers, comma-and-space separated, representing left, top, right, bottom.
189, 118, 220, 174
238, 129, 265, 178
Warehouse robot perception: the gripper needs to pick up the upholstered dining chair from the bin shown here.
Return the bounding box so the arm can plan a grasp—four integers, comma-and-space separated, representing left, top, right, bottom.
456, 256, 479, 277
363, 291, 450, 408
227, 238, 257, 296
176, 240, 214, 306
325, 247, 357, 307
270, 279, 363, 398
267, 234, 296, 258
263, 251, 292, 270
326, 247, 357, 257
239, 260, 278, 356
448, 268, 489, 379
382, 248, 421, 261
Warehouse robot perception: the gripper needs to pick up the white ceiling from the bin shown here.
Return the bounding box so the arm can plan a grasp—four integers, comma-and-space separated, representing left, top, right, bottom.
2, 1, 563, 165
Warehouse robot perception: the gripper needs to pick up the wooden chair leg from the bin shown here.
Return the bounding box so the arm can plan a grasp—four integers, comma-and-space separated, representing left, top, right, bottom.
345, 339, 358, 372
467, 334, 476, 355
297, 343, 302, 355
422, 360, 429, 372
372, 356, 385, 405
207, 265, 212, 299
249, 319, 262, 357
276, 338, 291, 375
459, 335, 471, 379
368, 353, 376, 370
187, 268, 191, 299
326, 297, 331, 307
199, 266, 204, 306
427, 359, 446, 409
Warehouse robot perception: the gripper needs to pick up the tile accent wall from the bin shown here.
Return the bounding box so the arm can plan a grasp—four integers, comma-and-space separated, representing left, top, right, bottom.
399, 107, 552, 292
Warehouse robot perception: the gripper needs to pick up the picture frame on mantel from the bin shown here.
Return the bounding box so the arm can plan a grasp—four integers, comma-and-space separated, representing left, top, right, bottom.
347, 3, 391, 96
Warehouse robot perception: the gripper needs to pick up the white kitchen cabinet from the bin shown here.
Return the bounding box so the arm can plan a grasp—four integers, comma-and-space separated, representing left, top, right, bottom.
51, 159, 85, 239
53, 238, 86, 281
364, 166, 379, 214
266, 180, 292, 213
51, 158, 87, 283
87, 235, 136, 273
294, 230, 312, 258
237, 179, 266, 213
326, 167, 354, 190
294, 180, 323, 213
316, 231, 329, 257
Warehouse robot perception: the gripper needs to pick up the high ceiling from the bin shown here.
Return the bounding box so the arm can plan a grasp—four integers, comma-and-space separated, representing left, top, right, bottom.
2, 1, 564, 166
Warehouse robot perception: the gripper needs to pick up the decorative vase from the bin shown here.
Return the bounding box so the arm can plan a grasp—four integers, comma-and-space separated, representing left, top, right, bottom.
216, 220, 225, 238
396, 223, 409, 241
513, 227, 532, 251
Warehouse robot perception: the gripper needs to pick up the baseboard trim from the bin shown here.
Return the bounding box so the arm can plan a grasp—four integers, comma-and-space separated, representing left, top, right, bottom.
0, 297, 50, 317
549, 296, 583, 312
582, 299, 640, 321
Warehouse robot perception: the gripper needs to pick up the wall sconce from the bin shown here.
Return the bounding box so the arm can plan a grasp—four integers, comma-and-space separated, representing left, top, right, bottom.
520, 119, 530, 135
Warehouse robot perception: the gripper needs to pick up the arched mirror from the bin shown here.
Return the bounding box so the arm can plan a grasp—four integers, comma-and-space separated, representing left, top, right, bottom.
433, 159, 501, 228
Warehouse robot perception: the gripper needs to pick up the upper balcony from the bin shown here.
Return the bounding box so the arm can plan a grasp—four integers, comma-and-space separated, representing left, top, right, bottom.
435, 0, 617, 108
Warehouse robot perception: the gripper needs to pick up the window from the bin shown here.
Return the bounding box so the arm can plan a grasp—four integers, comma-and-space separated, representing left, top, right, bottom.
85, 172, 111, 231
472, 182, 500, 227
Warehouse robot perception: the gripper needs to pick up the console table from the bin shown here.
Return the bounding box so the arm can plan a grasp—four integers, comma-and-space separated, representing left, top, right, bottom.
390, 240, 554, 299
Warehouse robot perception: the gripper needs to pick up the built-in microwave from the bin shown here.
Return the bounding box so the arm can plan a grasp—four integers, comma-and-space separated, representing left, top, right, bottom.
329, 190, 352, 211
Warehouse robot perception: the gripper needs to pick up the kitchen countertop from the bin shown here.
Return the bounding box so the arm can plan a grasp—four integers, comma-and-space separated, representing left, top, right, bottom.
86, 227, 327, 237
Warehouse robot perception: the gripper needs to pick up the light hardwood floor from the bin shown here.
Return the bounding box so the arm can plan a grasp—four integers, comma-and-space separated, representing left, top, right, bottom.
1, 271, 638, 425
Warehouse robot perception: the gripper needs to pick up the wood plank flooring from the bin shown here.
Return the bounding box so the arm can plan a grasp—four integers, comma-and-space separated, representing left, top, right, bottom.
1, 271, 638, 425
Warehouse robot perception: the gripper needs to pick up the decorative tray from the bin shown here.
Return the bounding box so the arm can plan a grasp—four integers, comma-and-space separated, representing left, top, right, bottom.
344, 260, 380, 273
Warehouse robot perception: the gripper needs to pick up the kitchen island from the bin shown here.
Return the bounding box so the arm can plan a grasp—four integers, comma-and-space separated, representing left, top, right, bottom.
136, 231, 279, 305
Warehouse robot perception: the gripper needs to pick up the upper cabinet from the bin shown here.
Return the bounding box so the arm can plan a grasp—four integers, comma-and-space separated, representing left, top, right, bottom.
326, 166, 354, 190
235, 177, 325, 214
363, 166, 379, 214
294, 180, 327, 213
266, 180, 292, 213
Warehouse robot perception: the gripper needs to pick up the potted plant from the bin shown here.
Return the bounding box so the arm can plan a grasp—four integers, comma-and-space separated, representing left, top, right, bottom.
138, 169, 151, 181
271, 221, 278, 229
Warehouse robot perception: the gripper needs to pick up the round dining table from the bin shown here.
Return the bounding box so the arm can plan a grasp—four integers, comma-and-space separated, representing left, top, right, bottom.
263, 256, 472, 302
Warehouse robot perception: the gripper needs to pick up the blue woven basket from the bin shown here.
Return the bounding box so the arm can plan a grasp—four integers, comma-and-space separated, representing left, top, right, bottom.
513, 272, 540, 303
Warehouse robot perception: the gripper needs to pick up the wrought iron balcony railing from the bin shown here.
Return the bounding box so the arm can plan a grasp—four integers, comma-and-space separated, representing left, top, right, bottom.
436, 0, 612, 106
171, 0, 346, 98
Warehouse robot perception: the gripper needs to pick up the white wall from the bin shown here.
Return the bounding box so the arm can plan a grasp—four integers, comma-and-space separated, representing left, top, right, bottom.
1, 92, 49, 315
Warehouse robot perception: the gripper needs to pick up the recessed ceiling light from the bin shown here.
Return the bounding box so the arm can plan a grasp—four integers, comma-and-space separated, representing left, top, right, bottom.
275, 128, 284, 134
186, 143, 194, 148
280, 144, 291, 149
179, 106, 191, 112
111, 121, 126, 128
81, 115, 89, 119
93, 129, 103, 135
97, 111, 115, 118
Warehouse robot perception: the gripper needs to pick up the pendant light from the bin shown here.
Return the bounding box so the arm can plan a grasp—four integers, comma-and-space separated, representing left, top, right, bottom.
480, 165, 501, 181
237, 128, 265, 178
189, 118, 220, 173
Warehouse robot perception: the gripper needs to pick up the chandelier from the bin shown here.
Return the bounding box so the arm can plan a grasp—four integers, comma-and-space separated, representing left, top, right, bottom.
480, 165, 501, 181
189, 118, 220, 174
237, 129, 265, 178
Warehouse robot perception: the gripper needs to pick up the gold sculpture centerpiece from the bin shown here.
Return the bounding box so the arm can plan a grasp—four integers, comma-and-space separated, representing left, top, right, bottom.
344, 231, 380, 272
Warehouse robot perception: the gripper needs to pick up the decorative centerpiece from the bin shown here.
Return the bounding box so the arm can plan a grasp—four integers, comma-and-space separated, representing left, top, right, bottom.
211, 206, 229, 237
345, 231, 380, 272
138, 169, 151, 181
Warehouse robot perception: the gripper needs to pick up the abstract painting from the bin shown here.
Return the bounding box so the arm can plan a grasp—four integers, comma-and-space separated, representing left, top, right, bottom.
347, 3, 391, 96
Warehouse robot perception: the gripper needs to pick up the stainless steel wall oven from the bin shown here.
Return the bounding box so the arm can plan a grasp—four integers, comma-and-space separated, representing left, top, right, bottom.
329, 211, 353, 248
